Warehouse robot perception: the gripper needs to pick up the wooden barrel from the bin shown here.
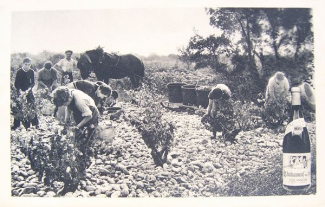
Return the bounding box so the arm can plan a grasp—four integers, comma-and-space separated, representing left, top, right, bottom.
181, 85, 199, 106
196, 86, 211, 108
167, 83, 186, 103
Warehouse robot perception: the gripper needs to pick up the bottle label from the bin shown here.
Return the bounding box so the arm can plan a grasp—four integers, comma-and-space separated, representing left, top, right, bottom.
283, 153, 311, 186
284, 118, 306, 136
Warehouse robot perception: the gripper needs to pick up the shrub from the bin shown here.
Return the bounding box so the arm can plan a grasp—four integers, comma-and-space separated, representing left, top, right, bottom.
26, 129, 81, 195
262, 98, 290, 129
232, 100, 264, 131
10, 84, 38, 123
126, 84, 175, 167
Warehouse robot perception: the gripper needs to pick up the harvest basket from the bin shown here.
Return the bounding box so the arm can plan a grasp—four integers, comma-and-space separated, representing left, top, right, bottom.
181, 84, 200, 106
167, 82, 186, 103
107, 107, 123, 120
107, 107, 122, 113
196, 86, 212, 109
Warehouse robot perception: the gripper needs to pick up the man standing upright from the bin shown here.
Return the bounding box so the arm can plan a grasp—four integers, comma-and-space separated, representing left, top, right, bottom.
54, 50, 77, 85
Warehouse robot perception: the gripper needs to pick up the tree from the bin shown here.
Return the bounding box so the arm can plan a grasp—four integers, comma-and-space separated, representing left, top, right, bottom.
281, 9, 313, 61
206, 8, 264, 94
178, 32, 233, 74
177, 46, 193, 69
261, 8, 313, 62
261, 8, 286, 61
207, 8, 262, 69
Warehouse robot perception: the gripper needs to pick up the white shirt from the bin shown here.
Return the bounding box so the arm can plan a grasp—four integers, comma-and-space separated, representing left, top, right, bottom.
56, 58, 77, 73
265, 76, 290, 102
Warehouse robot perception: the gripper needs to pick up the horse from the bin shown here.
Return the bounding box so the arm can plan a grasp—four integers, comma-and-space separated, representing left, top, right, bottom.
77, 48, 145, 88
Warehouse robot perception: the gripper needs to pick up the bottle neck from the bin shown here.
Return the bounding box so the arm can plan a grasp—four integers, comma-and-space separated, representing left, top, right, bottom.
291, 92, 301, 106
291, 105, 302, 120
290, 92, 304, 122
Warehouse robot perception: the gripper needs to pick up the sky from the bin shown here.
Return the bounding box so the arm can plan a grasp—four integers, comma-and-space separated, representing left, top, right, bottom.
11, 8, 219, 56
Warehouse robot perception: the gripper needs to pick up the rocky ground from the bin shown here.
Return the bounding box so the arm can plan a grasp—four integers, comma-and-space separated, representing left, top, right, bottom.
10, 102, 316, 197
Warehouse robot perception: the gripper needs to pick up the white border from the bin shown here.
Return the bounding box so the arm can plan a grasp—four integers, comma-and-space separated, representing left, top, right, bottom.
1, 0, 325, 206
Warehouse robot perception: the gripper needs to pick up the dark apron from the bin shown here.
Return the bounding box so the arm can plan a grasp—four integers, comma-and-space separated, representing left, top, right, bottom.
61, 72, 73, 85
67, 96, 99, 176
68, 96, 99, 127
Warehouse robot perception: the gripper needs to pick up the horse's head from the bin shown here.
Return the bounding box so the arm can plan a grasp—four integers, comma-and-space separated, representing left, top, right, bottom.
77, 47, 108, 79
77, 52, 93, 79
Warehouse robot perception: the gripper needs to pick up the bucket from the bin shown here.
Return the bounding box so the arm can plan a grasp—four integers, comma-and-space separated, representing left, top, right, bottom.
167, 83, 186, 103
181, 85, 199, 106
196, 86, 212, 109
107, 107, 122, 113
107, 107, 122, 120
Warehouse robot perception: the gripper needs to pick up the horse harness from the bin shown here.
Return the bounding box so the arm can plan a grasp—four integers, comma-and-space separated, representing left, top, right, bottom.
83, 52, 121, 69
81, 51, 149, 85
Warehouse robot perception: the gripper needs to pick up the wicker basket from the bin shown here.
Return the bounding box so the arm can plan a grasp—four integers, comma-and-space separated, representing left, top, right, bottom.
181, 85, 200, 106
167, 82, 186, 103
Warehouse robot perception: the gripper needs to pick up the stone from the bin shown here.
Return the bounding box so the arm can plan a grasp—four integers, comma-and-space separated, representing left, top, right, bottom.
19, 171, 29, 177
259, 143, 267, 147
197, 146, 206, 151
45, 191, 56, 197
190, 161, 204, 168
175, 177, 187, 183
17, 176, 25, 182
152, 191, 162, 197
16, 181, 25, 187
106, 177, 115, 184
204, 162, 215, 171
85, 186, 97, 192
12, 165, 20, 174
111, 191, 121, 198
27, 170, 36, 176
136, 181, 144, 189
146, 175, 157, 183
96, 194, 107, 198
170, 178, 178, 185
99, 168, 110, 175
23, 183, 38, 188
94, 189, 102, 196
121, 189, 129, 197
138, 192, 149, 198
12, 189, 21, 196
65, 192, 75, 197
169, 151, 181, 158
213, 163, 222, 169
172, 167, 182, 173
116, 164, 130, 175
111, 184, 121, 191
201, 139, 209, 144
96, 159, 103, 165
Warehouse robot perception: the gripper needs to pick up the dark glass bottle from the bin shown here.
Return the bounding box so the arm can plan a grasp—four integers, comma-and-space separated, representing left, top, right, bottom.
282, 87, 311, 191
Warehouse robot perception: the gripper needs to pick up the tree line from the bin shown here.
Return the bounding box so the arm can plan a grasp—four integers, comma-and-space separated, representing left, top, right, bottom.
178, 8, 314, 102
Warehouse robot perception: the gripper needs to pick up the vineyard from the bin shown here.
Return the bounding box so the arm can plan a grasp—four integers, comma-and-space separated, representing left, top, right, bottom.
10, 56, 316, 197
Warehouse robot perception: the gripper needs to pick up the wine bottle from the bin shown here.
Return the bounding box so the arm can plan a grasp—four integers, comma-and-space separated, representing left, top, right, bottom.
282, 87, 311, 191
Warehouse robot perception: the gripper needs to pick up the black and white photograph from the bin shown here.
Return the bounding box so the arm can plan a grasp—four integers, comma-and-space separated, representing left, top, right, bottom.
1, 0, 325, 206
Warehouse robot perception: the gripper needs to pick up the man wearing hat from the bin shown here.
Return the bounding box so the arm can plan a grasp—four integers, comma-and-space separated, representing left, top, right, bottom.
54, 50, 77, 85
